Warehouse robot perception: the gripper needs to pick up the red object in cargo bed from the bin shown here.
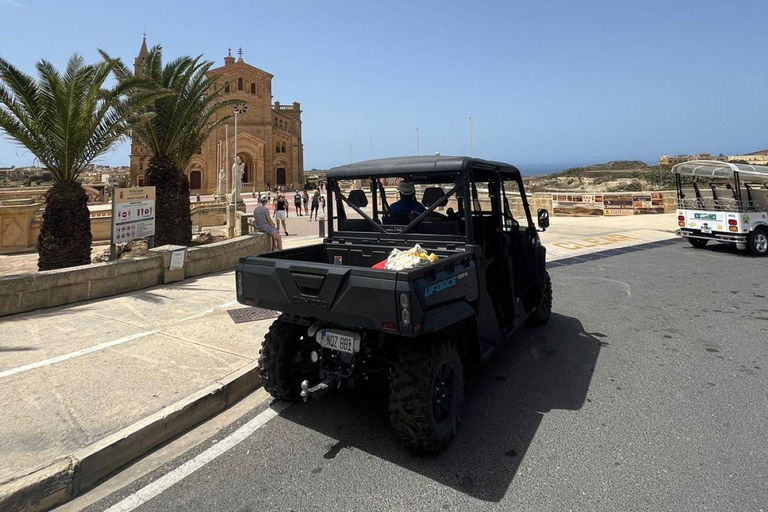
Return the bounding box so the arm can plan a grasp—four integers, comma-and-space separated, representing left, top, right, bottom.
372, 259, 388, 270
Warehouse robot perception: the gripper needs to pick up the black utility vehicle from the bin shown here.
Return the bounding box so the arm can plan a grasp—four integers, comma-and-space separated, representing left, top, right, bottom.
236, 156, 552, 453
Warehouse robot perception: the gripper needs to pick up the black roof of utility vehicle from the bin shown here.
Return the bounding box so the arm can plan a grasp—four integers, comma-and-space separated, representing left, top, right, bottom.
326, 155, 521, 179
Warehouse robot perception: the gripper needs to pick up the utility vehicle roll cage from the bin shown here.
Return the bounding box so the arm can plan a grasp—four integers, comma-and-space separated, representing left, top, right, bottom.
323, 156, 534, 245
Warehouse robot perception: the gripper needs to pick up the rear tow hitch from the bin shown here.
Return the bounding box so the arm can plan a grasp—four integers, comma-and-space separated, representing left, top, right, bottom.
300, 375, 338, 402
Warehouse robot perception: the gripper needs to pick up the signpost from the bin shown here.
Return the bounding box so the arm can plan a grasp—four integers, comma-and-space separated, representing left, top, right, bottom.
110, 186, 156, 260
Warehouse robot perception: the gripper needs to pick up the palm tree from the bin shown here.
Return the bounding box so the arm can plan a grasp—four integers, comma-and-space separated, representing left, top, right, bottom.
109, 46, 234, 246
0, 54, 154, 270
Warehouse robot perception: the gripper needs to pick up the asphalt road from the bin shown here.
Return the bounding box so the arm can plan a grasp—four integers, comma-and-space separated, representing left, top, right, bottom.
83, 240, 768, 512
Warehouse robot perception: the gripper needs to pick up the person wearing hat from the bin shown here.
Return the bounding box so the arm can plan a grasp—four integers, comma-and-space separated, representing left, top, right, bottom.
253, 195, 282, 250
388, 180, 425, 221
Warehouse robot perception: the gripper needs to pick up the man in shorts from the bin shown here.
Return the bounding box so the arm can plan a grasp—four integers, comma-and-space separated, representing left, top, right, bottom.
253, 196, 282, 250
294, 190, 303, 216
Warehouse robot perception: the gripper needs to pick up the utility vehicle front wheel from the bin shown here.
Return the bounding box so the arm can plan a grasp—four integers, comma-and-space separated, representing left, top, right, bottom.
747, 228, 768, 256
688, 238, 709, 249
389, 339, 464, 454
530, 270, 552, 325
258, 319, 317, 401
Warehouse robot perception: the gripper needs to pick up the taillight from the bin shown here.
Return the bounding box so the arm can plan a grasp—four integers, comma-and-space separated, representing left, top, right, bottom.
729, 226, 738, 232
728, 219, 737, 226
678, 215, 685, 221
382, 321, 396, 331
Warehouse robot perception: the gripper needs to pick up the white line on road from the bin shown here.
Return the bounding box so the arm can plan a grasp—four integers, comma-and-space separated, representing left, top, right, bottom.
104, 401, 290, 512
0, 331, 157, 379
172, 300, 240, 324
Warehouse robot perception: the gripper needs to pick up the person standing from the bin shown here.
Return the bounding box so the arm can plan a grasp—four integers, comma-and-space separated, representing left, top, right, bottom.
274, 193, 289, 236
253, 196, 282, 250
319, 193, 326, 214
310, 190, 320, 221
294, 190, 302, 216
302, 190, 309, 216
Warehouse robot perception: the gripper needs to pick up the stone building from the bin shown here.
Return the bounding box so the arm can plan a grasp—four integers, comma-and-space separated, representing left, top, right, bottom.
129, 37, 304, 193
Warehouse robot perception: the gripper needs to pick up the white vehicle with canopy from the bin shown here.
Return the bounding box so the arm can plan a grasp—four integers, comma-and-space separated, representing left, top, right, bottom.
673, 160, 768, 256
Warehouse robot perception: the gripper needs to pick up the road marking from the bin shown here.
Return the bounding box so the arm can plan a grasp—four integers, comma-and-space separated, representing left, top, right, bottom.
0, 331, 157, 379
172, 300, 240, 324
104, 401, 290, 512
552, 234, 638, 251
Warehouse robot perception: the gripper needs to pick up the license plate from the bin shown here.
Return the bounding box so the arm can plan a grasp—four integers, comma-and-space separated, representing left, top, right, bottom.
701, 224, 711, 234
317, 329, 359, 354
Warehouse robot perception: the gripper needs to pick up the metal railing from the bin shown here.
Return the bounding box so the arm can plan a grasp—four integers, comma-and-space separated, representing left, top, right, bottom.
678, 198, 765, 212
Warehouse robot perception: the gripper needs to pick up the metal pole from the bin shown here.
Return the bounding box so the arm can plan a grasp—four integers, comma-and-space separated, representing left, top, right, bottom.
468, 116, 473, 157
234, 112, 239, 207
109, 185, 116, 261
225, 125, 230, 236
416, 127, 420, 156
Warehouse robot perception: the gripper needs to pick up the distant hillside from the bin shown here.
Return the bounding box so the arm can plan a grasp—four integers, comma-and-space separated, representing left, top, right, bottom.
554, 161, 652, 177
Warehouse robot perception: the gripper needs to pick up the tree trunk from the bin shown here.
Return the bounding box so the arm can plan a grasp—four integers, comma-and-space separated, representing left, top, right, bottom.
37, 181, 92, 271
145, 154, 192, 246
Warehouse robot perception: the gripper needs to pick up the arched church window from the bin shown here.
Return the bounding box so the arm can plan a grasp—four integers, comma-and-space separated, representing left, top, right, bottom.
250, 83, 255, 94
238, 78, 243, 91
276, 143, 280, 153
281, 142, 286, 153
225, 83, 230, 93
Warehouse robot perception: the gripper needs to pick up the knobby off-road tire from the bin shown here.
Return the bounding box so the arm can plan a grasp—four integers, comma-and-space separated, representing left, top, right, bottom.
747, 228, 768, 256
258, 320, 316, 401
389, 339, 464, 454
530, 270, 552, 326
688, 238, 709, 249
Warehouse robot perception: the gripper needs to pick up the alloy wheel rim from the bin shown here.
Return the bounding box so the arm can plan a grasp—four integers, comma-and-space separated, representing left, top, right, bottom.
755, 233, 768, 253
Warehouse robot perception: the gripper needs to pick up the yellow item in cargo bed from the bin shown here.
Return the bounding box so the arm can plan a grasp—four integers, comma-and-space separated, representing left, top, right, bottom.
384, 244, 439, 271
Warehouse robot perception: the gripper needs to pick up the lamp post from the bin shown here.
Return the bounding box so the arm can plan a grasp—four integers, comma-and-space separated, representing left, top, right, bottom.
225, 124, 231, 236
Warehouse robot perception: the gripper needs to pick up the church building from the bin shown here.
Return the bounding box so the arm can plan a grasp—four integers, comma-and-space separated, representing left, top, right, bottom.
129, 36, 304, 193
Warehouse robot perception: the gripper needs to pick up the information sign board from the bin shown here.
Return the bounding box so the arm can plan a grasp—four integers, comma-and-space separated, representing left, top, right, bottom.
112, 187, 156, 244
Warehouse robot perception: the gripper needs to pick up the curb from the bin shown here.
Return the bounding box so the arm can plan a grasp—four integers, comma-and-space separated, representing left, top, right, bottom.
0, 362, 261, 512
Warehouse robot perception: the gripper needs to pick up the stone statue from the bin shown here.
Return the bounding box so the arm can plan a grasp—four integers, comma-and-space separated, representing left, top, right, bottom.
216, 168, 226, 200
231, 157, 244, 198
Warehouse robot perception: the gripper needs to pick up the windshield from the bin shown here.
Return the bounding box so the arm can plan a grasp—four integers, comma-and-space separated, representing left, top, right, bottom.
327, 173, 467, 242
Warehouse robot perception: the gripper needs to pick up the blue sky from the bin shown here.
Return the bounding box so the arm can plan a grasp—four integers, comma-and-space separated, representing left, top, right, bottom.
1, 0, 766, 173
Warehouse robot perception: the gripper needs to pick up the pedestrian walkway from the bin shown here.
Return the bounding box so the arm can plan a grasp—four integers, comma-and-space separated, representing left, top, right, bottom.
0, 271, 274, 487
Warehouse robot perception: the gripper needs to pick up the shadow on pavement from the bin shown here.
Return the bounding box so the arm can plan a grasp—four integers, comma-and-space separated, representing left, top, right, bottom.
279, 313, 601, 502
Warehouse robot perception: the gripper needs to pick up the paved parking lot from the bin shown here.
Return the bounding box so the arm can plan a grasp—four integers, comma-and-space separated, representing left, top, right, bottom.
77, 240, 768, 512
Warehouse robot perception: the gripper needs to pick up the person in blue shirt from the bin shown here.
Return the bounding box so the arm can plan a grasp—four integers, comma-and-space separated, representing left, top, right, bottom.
388, 180, 425, 221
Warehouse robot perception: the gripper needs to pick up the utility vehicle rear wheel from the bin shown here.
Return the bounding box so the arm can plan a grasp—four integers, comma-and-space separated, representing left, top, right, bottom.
258, 319, 317, 401
389, 339, 464, 454
530, 270, 552, 325
747, 228, 768, 256
688, 238, 709, 249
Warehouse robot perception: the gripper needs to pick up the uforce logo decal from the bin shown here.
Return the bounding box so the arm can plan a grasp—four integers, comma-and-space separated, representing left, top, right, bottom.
292, 296, 328, 308
424, 277, 458, 298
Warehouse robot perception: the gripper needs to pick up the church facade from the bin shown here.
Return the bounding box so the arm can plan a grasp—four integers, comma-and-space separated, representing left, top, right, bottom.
129, 37, 304, 193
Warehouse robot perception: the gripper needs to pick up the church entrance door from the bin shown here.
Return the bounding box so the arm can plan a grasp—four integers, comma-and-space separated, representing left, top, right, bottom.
190, 170, 202, 190
276, 168, 286, 185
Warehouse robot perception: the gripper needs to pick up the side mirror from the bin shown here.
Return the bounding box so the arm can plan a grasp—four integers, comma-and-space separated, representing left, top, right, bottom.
537, 208, 550, 231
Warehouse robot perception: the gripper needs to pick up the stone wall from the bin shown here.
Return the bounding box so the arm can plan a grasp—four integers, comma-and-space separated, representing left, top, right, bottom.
0, 234, 269, 317
0, 200, 42, 254
191, 203, 227, 228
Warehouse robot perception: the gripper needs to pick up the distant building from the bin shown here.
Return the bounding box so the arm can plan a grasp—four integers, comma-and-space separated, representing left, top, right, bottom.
728, 150, 768, 165
129, 36, 304, 193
